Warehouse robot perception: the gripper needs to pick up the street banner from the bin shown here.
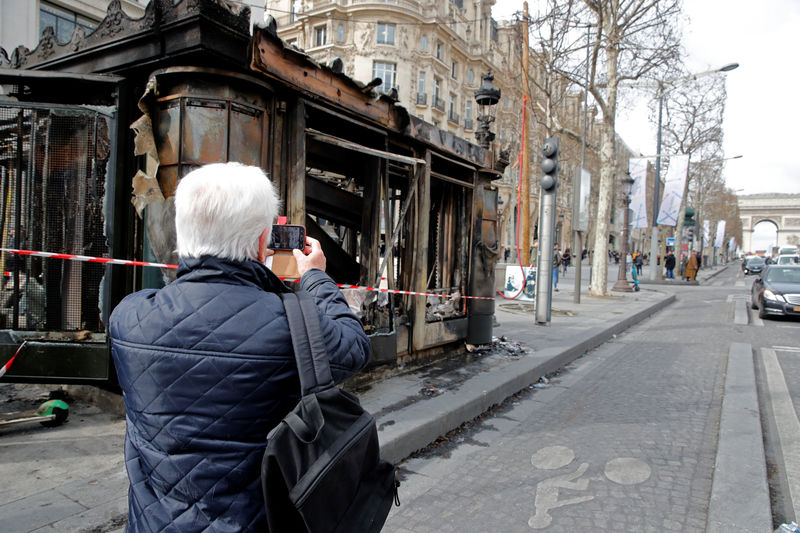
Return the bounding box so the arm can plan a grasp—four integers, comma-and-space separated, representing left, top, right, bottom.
729, 237, 736, 251
628, 158, 648, 228
575, 168, 591, 232
714, 220, 726, 248
703, 220, 711, 248
656, 154, 689, 226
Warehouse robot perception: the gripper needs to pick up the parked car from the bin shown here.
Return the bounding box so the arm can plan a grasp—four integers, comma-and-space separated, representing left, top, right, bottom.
775, 254, 800, 265
743, 256, 766, 275
750, 265, 800, 319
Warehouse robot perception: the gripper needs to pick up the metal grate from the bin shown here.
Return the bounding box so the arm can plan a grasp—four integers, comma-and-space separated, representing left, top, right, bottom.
0, 105, 109, 332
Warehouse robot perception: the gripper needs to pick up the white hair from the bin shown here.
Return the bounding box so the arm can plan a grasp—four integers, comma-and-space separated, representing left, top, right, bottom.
175, 163, 280, 261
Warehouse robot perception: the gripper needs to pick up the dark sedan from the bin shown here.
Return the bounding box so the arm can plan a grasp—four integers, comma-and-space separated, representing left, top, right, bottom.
743, 256, 766, 275
750, 265, 800, 319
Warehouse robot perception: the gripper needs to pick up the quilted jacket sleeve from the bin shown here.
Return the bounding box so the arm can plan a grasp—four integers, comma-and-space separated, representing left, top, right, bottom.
299, 269, 370, 383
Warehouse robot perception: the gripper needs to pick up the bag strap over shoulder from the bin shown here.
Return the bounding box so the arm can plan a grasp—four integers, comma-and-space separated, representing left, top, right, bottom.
280, 291, 335, 395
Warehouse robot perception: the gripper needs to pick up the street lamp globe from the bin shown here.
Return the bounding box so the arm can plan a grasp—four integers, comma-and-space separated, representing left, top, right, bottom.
621, 174, 635, 198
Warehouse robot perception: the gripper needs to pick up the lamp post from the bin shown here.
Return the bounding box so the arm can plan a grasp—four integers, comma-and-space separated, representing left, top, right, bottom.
474, 70, 501, 149
648, 62, 739, 280
612, 174, 635, 292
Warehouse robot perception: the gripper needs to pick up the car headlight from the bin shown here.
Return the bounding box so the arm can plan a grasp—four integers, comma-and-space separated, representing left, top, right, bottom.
764, 289, 785, 302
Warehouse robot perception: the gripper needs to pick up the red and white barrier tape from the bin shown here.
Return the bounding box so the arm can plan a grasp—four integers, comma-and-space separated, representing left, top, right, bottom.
0, 247, 495, 301
0, 248, 178, 269
0, 341, 26, 379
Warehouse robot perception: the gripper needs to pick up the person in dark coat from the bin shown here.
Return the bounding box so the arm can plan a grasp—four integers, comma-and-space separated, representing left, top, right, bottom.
109, 163, 370, 533
664, 251, 676, 279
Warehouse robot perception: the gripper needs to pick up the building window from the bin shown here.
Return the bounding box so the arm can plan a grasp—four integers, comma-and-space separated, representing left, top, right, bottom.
372, 61, 396, 94
377, 23, 395, 45
290, 0, 301, 22
468, 69, 474, 84
451, 62, 458, 79
40, 1, 97, 43
435, 41, 443, 60
314, 26, 327, 47
337, 24, 344, 42
418, 71, 425, 95
421, 35, 427, 51
433, 78, 443, 110
465, 100, 472, 129
448, 93, 459, 123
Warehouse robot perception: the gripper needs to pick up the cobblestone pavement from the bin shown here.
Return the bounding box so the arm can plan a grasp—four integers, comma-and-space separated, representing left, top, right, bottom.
384, 272, 737, 532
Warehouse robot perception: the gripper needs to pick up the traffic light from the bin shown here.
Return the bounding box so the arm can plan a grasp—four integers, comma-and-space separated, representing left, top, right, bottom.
541, 137, 560, 192
686, 226, 695, 240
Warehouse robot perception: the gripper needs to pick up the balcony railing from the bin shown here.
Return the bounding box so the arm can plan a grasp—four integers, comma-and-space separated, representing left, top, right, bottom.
432, 96, 445, 111
416, 92, 427, 105
448, 111, 460, 124
464, 118, 473, 130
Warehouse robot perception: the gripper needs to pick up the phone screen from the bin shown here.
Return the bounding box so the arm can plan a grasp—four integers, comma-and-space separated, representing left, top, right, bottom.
270, 225, 306, 250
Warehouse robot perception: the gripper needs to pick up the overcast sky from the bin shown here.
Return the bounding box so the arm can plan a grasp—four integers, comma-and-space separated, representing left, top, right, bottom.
492, 0, 800, 196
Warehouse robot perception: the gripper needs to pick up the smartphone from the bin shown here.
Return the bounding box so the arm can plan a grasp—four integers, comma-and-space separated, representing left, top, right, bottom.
270, 224, 306, 250
268, 224, 306, 279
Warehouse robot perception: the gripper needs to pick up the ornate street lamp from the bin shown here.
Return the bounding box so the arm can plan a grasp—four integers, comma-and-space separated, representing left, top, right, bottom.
612, 174, 636, 292
474, 70, 501, 149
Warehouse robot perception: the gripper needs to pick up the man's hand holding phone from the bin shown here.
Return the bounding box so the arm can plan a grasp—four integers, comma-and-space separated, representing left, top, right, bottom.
266, 223, 326, 279
293, 237, 326, 277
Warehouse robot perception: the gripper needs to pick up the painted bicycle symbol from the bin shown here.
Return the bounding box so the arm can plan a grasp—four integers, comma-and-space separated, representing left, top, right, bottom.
528, 445, 651, 529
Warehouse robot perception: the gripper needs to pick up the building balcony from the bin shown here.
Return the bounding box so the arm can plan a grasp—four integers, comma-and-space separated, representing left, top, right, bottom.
448, 111, 460, 125
432, 97, 445, 112
416, 92, 427, 105
464, 118, 473, 130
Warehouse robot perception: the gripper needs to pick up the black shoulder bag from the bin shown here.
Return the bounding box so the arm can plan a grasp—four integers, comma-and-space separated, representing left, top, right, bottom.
262, 291, 399, 533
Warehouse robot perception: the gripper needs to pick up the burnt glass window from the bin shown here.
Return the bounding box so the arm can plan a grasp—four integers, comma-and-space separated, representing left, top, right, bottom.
0, 105, 111, 332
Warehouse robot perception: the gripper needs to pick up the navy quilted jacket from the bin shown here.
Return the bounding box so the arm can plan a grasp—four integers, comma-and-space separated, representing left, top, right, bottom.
109, 256, 370, 533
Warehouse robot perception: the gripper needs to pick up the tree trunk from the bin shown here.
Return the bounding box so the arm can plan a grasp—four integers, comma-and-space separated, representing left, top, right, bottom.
589, 41, 618, 296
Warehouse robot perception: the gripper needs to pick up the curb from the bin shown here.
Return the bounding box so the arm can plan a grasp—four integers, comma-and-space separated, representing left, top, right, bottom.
377, 293, 677, 464
706, 343, 771, 532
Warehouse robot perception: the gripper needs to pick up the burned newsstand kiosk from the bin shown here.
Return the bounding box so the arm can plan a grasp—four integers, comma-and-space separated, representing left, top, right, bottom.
0, 0, 502, 384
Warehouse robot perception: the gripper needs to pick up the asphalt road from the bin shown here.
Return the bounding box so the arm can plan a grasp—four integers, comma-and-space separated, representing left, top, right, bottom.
383, 264, 799, 532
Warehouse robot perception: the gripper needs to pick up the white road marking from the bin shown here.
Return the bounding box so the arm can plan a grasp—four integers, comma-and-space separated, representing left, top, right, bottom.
752, 313, 764, 327
762, 348, 800, 519
773, 346, 800, 353
735, 280, 745, 287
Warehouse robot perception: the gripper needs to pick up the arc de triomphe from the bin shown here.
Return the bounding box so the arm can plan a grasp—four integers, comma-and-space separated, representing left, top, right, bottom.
738, 193, 800, 253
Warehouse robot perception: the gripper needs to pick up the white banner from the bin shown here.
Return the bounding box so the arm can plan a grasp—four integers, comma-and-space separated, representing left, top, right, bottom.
656, 155, 689, 226
628, 159, 648, 228
714, 220, 726, 248
703, 220, 711, 248
576, 168, 591, 232
729, 237, 736, 251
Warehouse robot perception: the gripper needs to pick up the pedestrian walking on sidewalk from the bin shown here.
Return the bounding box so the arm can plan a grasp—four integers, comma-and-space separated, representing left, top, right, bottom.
633, 252, 644, 276
562, 247, 571, 274
664, 251, 676, 279
685, 252, 699, 281
109, 163, 370, 533
552, 243, 562, 291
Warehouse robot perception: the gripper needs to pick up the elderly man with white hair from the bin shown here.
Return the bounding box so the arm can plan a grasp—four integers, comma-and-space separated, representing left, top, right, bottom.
109, 162, 370, 532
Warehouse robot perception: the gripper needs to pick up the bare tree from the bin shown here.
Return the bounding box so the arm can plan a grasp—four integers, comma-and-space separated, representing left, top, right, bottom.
575, 0, 682, 295
657, 75, 727, 264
